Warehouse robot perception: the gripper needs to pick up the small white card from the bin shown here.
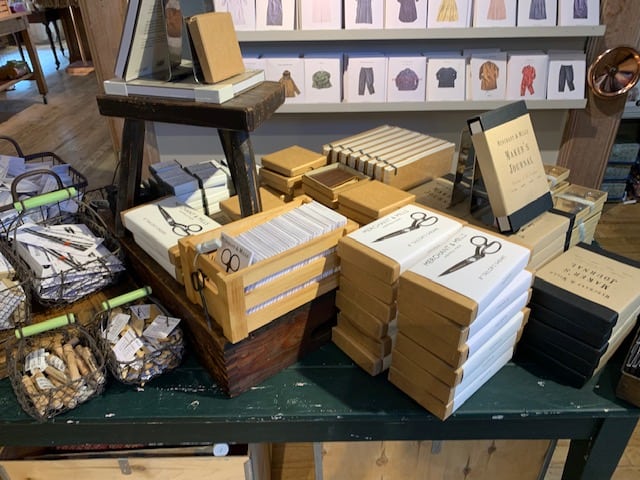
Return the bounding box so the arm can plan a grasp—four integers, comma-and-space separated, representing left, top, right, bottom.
426, 57, 466, 101
427, 0, 471, 28
517, 0, 557, 26
265, 57, 306, 103
113, 329, 144, 363
304, 55, 342, 103
469, 51, 507, 100
344, 0, 384, 29
344, 55, 388, 103
546, 52, 586, 100
143, 315, 181, 339
472, 0, 517, 27
214, 0, 257, 30
216, 231, 254, 272
106, 312, 131, 342
130, 304, 151, 321
387, 57, 427, 103
25, 348, 47, 374
384, 0, 428, 28
558, 0, 600, 26
299, 0, 342, 30
256, 0, 296, 30
506, 52, 549, 100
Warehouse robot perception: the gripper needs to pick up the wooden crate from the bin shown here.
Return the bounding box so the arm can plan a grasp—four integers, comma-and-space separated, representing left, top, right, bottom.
179, 197, 358, 343
0, 1, 10, 18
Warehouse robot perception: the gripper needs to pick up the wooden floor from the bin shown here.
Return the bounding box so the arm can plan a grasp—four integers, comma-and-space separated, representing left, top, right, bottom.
2, 43, 640, 479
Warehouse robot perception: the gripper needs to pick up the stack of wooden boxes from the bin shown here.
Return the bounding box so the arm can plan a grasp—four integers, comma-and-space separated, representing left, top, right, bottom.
509, 211, 571, 271
259, 145, 327, 200
519, 243, 640, 388
335, 205, 464, 375
390, 225, 533, 419
336, 180, 415, 225
551, 184, 608, 249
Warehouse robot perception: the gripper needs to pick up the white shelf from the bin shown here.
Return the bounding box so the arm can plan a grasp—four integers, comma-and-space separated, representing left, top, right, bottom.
238, 26, 605, 43
276, 99, 587, 114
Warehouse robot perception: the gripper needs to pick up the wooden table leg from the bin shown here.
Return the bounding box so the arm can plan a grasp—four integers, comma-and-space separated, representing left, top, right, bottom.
218, 129, 262, 217
16, 26, 48, 102
115, 118, 145, 237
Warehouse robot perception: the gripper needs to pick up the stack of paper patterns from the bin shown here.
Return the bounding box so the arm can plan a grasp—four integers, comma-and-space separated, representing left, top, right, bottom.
322, 125, 454, 191
335, 205, 464, 375
14, 222, 124, 303
390, 225, 532, 420
518, 243, 640, 388
122, 196, 221, 283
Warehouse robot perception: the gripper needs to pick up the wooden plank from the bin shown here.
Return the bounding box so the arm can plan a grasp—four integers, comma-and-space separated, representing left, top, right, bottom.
557, 0, 640, 188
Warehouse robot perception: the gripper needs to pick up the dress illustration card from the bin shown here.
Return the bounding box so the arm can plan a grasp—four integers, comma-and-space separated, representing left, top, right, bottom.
299, 0, 342, 30
344, 0, 385, 30
558, 0, 600, 26
517, 0, 557, 27
427, 0, 471, 28
472, 0, 517, 27
256, 0, 296, 30
385, 0, 428, 29
214, 0, 257, 31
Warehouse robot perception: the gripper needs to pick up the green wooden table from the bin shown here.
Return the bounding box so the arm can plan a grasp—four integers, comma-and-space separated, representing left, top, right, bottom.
0, 343, 637, 479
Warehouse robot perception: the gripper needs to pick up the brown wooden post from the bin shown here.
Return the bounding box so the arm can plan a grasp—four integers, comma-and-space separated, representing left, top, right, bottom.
557, 0, 640, 188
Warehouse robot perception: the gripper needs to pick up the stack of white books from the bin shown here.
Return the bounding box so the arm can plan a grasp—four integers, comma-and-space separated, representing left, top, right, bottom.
182, 159, 234, 215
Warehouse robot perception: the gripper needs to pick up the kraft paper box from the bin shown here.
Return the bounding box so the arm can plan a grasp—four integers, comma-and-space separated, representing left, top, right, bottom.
506, 52, 549, 100
265, 56, 305, 103
260, 168, 304, 194
546, 51, 586, 100
186, 12, 245, 84
509, 210, 571, 258
472, 0, 517, 27
401, 225, 531, 326
255, 0, 296, 30
323, 125, 394, 162
385, 0, 428, 28
298, 0, 342, 30
302, 163, 370, 201
304, 55, 342, 104
469, 52, 507, 101
426, 57, 466, 101
387, 57, 427, 103
343, 128, 422, 170
337, 180, 416, 220
214, 0, 256, 31
261, 145, 327, 177
341, 259, 397, 304
337, 204, 465, 285
344, 0, 384, 30
344, 55, 388, 103
219, 187, 286, 221
517, 0, 558, 26
558, 0, 600, 26
427, 0, 472, 28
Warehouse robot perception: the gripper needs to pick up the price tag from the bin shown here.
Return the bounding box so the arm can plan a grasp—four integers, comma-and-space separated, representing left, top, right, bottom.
112, 329, 144, 362
143, 315, 180, 339
25, 348, 47, 374
130, 304, 151, 320
106, 313, 131, 342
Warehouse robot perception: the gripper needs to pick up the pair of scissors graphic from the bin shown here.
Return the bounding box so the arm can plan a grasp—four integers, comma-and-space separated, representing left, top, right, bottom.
220, 248, 240, 272
157, 205, 203, 236
439, 235, 502, 276
373, 212, 439, 242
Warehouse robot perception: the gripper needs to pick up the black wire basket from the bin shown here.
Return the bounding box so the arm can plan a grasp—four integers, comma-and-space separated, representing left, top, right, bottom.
96, 287, 185, 386
7, 313, 107, 421
4, 180, 125, 306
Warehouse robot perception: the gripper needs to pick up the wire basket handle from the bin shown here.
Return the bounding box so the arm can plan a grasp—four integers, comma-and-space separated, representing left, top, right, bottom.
14, 313, 76, 339
11, 169, 68, 204
13, 187, 78, 213
101, 286, 153, 311
0, 135, 25, 157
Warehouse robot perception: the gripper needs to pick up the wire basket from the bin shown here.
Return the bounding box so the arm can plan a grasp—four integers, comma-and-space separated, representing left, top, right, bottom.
96, 287, 184, 386
7, 314, 107, 421
4, 184, 125, 306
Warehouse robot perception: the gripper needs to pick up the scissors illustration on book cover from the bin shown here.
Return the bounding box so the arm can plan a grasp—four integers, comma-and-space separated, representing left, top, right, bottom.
373, 212, 438, 242
157, 205, 203, 237
220, 248, 240, 273
439, 235, 502, 276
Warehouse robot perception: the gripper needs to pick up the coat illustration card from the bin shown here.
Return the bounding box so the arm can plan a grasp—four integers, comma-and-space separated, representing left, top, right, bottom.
304, 54, 342, 103
467, 101, 552, 232
470, 51, 507, 100
265, 56, 305, 103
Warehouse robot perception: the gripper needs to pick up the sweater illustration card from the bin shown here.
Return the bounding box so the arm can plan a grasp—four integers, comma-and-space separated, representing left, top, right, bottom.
426, 57, 466, 101
387, 57, 427, 102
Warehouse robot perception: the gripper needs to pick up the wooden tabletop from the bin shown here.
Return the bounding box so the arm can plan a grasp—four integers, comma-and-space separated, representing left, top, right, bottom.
96, 81, 285, 132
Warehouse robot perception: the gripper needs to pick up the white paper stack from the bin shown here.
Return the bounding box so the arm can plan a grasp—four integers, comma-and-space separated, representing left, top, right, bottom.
183, 159, 234, 215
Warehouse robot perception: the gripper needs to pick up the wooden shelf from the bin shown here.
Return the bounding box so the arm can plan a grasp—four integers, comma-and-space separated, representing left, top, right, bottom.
0, 72, 34, 94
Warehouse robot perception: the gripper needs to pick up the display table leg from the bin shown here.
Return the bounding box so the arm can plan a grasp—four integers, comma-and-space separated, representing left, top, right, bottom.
115, 118, 145, 237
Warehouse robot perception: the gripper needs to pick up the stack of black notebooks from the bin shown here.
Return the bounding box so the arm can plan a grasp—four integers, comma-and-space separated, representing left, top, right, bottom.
518, 243, 640, 388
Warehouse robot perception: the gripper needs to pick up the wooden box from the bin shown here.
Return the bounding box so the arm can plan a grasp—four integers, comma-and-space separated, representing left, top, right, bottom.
179, 197, 358, 343
0, 1, 10, 18
302, 163, 370, 208
219, 187, 286, 221
261, 145, 327, 177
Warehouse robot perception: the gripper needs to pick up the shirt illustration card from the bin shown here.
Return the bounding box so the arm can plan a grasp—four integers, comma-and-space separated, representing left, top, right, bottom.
426, 57, 466, 101
472, 0, 517, 27
347, 204, 464, 272
387, 56, 427, 102
408, 226, 530, 315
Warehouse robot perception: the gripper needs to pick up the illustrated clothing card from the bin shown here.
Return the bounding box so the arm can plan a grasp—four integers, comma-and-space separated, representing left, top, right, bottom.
558, 0, 600, 26
387, 57, 427, 102
470, 52, 507, 100
304, 55, 342, 103
427, 0, 471, 28
506, 52, 549, 100
299, 0, 342, 30
265, 57, 305, 103
517, 0, 558, 26
426, 57, 466, 101
214, 0, 257, 30
344, 0, 385, 29
472, 0, 517, 27
546, 52, 586, 100
344, 55, 388, 103
385, 0, 428, 28
256, 0, 296, 30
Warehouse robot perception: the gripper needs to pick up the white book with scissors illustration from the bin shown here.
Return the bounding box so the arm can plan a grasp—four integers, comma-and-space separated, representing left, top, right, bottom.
338, 204, 464, 284
402, 225, 530, 326
122, 196, 221, 266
